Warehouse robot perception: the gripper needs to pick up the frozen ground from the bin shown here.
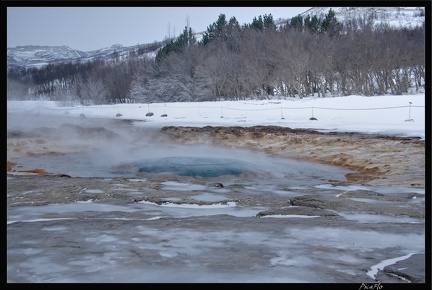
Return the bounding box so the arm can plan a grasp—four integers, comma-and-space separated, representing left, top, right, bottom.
7, 173, 425, 283
6, 94, 427, 283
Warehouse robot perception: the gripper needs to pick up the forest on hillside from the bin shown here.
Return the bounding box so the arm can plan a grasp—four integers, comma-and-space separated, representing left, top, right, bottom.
7, 10, 425, 105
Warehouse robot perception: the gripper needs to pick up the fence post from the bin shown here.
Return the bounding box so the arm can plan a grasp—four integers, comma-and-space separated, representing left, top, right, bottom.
309, 106, 318, 121
405, 102, 414, 122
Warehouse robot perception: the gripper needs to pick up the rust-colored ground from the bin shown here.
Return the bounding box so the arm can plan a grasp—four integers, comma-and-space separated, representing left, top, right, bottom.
160, 126, 425, 187
7, 125, 425, 187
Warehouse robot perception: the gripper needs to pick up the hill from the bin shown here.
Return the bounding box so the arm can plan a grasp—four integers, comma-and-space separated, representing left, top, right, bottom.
7, 6, 425, 69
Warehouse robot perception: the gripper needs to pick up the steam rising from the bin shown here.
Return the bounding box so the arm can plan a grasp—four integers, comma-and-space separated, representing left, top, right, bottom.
7, 112, 352, 181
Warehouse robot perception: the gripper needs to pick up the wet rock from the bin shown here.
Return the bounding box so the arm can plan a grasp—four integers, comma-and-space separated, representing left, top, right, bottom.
209, 182, 224, 188
290, 194, 343, 210
375, 253, 425, 283
256, 206, 339, 218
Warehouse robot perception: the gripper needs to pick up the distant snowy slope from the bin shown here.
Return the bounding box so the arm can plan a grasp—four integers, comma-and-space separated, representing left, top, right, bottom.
7, 45, 85, 68
7, 43, 162, 69
7, 7, 425, 69
300, 7, 425, 28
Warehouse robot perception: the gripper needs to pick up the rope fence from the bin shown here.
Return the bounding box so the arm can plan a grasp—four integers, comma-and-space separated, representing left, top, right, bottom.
7, 103, 425, 122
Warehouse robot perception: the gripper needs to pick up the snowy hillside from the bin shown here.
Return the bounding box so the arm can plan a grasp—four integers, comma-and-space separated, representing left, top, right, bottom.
299, 7, 425, 28
7, 45, 85, 68
7, 6, 425, 69
7, 43, 161, 69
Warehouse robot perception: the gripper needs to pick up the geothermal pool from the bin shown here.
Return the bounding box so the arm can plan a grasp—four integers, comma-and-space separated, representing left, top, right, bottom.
7, 113, 425, 283
7, 112, 354, 183
11, 148, 353, 184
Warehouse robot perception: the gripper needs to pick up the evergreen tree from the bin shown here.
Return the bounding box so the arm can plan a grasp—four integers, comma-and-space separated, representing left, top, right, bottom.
321, 9, 342, 37
250, 15, 264, 30
263, 14, 276, 30
201, 14, 227, 45
306, 15, 321, 33
226, 16, 241, 37
156, 26, 196, 62
288, 10, 340, 35
288, 14, 304, 30
321, 9, 336, 31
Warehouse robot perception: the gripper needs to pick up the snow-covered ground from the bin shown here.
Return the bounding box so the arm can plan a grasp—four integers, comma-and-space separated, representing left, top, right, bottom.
7, 93, 426, 140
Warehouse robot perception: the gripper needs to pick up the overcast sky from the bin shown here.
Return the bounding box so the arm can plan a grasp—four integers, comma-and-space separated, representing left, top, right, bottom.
7, 7, 311, 51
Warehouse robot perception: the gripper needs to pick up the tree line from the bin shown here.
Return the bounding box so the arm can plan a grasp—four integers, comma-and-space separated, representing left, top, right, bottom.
7, 10, 425, 105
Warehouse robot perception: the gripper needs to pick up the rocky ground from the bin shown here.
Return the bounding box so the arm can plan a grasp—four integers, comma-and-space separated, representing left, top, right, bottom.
6, 117, 426, 283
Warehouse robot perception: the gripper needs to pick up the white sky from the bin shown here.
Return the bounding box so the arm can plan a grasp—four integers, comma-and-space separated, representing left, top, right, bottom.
7, 6, 310, 51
